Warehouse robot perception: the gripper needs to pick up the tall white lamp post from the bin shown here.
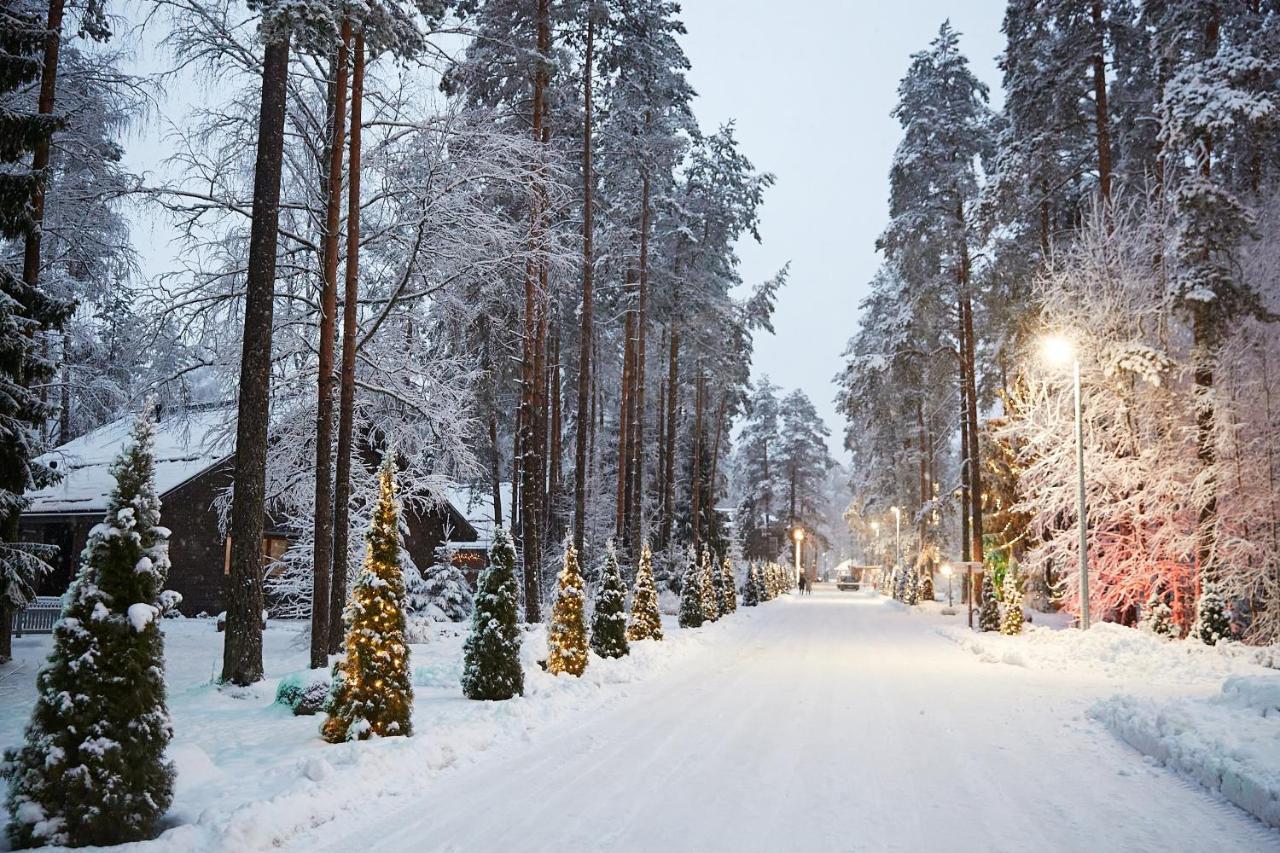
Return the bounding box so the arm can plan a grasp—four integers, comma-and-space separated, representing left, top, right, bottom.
1043, 335, 1090, 630
941, 563, 956, 615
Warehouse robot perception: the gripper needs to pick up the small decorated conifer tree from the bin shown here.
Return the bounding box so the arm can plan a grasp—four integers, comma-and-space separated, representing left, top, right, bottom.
720, 555, 737, 614
626, 543, 663, 641
461, 527, 523, 700
903, 568, 919, 605
678, 547, 705, 628
917, 566, 934, 602
978, 573, 1000, 632
1190, 579, 1230, 645
590, 541, 629, 658
4, 409, 177, 848
546, 538, 589, 676
700, 547, 720, 622
999, 567, 1023, 636
322, 455, 413, 742
741, 564, 760, 607
1138, 591, 1175, 639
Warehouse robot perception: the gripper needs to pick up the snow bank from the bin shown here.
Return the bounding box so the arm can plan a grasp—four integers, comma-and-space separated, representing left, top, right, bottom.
1090, 675, 1280, 829
938, 621, 1277, 686
0, 610, 754, 852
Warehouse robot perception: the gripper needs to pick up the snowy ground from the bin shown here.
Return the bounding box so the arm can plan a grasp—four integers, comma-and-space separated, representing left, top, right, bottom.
2, 588, 1278, 851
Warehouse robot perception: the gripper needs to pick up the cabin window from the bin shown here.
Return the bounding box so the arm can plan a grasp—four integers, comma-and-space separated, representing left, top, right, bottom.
223, 535, 292, 576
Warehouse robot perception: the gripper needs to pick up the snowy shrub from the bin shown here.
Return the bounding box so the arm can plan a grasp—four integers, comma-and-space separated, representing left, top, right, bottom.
591, 542, 629, 658
1191, 581, 1231, 646
678, 547, 705, 628
275, 670, 331, 716
404, 556, 475, 624
1139, 592, 1177, 638
978, 573, 1000, 632
461, 527, 524, 700
719, 555, 738, 614
3, 410, 175, 847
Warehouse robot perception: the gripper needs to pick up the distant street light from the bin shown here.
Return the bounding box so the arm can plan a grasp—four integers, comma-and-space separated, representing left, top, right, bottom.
1043, 334, 1090, 630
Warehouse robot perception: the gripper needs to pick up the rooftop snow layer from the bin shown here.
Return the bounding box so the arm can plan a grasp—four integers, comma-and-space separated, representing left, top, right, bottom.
26, 408, 234, 515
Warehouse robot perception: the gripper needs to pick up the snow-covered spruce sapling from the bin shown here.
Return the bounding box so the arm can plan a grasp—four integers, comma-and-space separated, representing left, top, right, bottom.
903, 568, 919, 606
999, 567, 1023, 636
404, 550, 475, 623
546, 539, 589, 676
322, 456, 413, 742
678, 547, 705, 628
1190, 580, 1231, 646
3, 409, 177, 848
590, 541, 629, 658
978, 573, 1000, 632
720, 555, 737, 614
700, 547, 720, 622
626, 543, 663, 641
741, 564, 760, 607
1138, 591, 1176, 639
461, 527, 523, 700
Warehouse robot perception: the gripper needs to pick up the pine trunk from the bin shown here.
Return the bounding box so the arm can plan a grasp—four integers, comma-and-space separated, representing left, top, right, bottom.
310, 24, 349, 669
329, 31, 363, 654
223, 33, 291, 686
690, 373, 704, 550
573, 16, 594, 554
20, 0, 64, 291
615, 308, 634, 540
1091, 0, 1112, 205
628, 173, 651, 553
661, 317, 679, 547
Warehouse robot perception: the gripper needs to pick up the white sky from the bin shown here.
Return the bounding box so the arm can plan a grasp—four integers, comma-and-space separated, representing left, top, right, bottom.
679, 1, 1006, 459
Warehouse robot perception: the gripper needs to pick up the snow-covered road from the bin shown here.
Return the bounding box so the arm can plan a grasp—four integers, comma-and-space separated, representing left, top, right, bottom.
315, 590, 1277, 852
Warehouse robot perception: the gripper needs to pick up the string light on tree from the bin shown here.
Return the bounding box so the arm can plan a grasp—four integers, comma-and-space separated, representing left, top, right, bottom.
546, 538, 589, 676
322, 454, 413, 742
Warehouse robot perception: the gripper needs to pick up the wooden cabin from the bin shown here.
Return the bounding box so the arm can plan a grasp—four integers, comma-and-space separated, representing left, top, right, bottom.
20, 405, 481, 616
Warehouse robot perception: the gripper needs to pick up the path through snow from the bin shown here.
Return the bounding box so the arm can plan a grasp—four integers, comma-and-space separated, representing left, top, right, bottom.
306, 589, 1278, 852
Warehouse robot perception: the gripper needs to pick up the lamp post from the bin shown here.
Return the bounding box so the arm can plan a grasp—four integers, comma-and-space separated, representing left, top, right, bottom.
1043, 335, 1090, 630
941, 563, 956, 615
793, 527, 804, 587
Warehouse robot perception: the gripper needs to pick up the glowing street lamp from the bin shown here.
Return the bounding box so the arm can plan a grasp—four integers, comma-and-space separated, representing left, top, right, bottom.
1042, 334, 1090, 630
793, 527, 804, 586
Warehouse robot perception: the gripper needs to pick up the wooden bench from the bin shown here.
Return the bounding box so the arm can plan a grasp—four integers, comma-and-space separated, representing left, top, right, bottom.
13, 596, 63, 636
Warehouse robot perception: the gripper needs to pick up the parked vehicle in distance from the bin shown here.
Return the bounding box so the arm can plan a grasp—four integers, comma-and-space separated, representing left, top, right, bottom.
836, 574, 860, 591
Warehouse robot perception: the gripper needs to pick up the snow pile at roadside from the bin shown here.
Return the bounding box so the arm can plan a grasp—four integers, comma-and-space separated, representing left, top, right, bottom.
1089, 674, 1280, 829
82, 613, 749, 852
937, 621, 1277, 685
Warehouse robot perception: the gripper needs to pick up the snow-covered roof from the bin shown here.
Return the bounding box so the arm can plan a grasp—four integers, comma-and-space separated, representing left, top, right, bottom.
443, 482, 511, 548
26, 407, 234, 515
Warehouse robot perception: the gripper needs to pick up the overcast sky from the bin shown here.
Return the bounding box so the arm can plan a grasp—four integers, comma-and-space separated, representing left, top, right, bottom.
678, 1, 1006, 459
